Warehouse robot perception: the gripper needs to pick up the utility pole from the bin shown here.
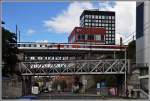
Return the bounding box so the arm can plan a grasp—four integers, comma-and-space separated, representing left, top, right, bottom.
125, 47, 127, 97
19, 30, 20, 42
16, 25, 18, 42
16, 25, 18, 46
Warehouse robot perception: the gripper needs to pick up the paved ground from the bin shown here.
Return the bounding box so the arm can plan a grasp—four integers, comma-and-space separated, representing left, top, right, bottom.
3, 92, 148, 100
35, 92, 147, 100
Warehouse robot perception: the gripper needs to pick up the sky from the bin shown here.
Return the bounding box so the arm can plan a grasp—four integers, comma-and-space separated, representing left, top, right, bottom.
2, 1, 136, 44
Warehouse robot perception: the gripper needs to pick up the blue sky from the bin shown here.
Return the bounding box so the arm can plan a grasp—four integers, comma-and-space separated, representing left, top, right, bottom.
2, 2, 70, 42
2, 1, 136, 44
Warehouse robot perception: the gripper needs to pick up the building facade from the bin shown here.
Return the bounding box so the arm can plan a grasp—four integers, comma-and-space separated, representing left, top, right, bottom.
136, 1, 150, 98
80, 10, 115, 45
136, 1, 150, 66
68, 27, 106, 44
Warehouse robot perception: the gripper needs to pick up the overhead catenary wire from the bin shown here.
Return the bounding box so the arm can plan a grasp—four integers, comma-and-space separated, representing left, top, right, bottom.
122, 21, 150, 45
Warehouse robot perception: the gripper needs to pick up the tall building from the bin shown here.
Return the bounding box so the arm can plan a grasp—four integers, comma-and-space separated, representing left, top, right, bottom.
68, 27, 106, 44
80, 10, 115, 45
136, 1, 150, 98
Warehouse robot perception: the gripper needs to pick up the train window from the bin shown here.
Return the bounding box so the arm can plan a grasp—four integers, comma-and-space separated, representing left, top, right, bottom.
25, 44, 29, 47
17, 44, 20, 47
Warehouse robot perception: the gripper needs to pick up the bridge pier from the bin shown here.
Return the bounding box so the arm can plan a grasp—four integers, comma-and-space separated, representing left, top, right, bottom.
80, 75, 95, 93
22, 76, 32, 96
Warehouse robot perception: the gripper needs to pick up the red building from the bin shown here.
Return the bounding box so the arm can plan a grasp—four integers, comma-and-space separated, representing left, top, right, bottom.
68, 27, 106, 44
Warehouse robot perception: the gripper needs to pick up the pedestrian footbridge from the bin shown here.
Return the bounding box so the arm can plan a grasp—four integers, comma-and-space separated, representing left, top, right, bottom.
19, 59, 129, 76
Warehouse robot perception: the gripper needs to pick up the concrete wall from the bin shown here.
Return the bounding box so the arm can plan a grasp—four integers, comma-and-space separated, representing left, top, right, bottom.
136, 1, 150, 99
2, 78, 22, 98
80, 75, 95, 90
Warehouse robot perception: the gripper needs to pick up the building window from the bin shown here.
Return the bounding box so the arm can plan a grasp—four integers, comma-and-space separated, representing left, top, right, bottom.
109, 16, 111, 19
99, 15, 101, 19
78, 34, 85, 40
78, 34, 81, 40
102, 16, 105, 19
112, 16, 115, 19
81, 34, 85, 40
95, 35, 101, 41
103, 20, 105, 23
85, 19, 88, 22
106, 41, 108, 44
92, 23, 95, 26
89, 15, 91, 18
92, 15, 95, 19
85, 15, 88, 18
95, 15, 98, 19
88, 34, 94, 40
101, 35, 104, 41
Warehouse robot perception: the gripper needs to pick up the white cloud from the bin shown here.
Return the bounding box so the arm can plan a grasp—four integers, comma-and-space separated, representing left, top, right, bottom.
27, 29, 35, 36
44, 1, 136, 44
99, 1, 136, 44
36, 40, 49, 43
44, 1, 95, 34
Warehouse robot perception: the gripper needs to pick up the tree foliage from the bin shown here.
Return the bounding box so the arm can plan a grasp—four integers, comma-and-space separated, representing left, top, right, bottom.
2, 25, 18, 76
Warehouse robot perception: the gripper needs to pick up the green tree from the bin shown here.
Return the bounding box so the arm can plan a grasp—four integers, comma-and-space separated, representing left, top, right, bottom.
127, 40, 136, 62
2, 23, 18, 76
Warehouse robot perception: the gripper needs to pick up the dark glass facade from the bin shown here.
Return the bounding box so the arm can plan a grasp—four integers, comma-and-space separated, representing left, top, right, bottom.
136, 2, 144, 39
80, 10, 115, 45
